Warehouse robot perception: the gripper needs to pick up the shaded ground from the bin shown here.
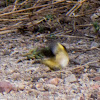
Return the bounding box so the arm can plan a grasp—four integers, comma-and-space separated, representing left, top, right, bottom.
0, 0, 100, 100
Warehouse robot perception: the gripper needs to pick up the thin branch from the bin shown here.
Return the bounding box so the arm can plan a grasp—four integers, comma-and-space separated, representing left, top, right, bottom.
0, 0, 66, 17
66, 0, 87, 16
0, 30, 16, 34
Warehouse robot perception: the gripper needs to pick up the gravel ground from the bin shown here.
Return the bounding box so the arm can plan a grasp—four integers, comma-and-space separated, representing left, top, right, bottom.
0, 32, 100, 100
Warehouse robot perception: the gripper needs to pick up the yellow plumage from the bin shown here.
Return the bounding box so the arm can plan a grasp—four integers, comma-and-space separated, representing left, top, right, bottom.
42, 43, 69, 70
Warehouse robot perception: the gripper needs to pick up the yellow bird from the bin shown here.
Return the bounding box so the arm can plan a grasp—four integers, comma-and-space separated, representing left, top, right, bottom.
42, 42, 69, 70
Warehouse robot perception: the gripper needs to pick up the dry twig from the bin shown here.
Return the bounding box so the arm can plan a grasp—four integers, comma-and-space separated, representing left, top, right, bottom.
66, 0, 87, 16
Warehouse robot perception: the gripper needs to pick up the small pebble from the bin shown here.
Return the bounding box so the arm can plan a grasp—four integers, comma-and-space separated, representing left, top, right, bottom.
11, 73, 20, 80
91, 42, 99, 49
48, 78, 60, 86
18, 83, 25, 90
64, 74, 77, 84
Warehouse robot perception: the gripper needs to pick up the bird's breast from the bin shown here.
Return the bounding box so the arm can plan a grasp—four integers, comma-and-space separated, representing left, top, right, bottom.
56, 52, 69, 68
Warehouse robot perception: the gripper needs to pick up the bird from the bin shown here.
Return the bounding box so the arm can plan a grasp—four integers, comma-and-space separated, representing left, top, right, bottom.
41, 42, 69, 70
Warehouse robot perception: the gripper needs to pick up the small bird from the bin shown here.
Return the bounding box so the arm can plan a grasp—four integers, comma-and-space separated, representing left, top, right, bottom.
42, 42, 69, 70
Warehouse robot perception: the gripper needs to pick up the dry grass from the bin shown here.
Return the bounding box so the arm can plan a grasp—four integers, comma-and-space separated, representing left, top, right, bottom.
0, 0, 100, 35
